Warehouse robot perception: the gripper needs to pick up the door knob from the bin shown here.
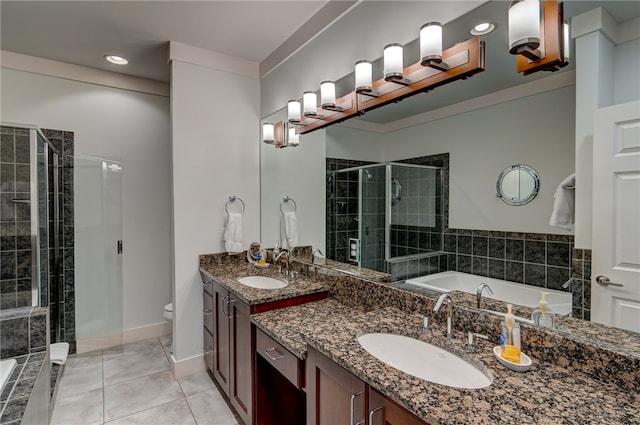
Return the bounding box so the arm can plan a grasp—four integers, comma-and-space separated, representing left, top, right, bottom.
595, 275, 623, 287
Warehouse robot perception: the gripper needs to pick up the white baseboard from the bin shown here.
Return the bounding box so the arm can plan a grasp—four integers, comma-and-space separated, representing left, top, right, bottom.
170, 353, 205, 380
123, 321, 172, 344
75, 322, 171, 354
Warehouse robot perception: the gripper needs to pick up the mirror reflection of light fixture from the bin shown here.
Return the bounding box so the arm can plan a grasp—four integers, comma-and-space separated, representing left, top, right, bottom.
320, 81, 336, 108
287, 100, 301, 123
420, 22, 449, 71
288, 126, 300, 147
303, 91, 317, 116
508, 0, 542, 60
355, 60, 373, 93
383, 43, 404, 81
262, 123, 274, 144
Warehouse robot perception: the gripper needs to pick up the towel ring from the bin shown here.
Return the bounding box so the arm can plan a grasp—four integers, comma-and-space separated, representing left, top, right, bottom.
280, 196, 297, 214
226, 194, 245, 214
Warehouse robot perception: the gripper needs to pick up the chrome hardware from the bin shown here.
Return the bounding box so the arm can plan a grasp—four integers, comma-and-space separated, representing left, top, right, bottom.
596, 275, 623, 288
434, 293, 455, 339
466, 331, 488, 351
562, 278, 575, 289
203, 345, 213, 352
264, 347, 284, 361
203, 309, 213, 316
476, 283, 494, 309
350, 391, 363, 425
289, 271, 298, 282
226, 297, 236, 319
369, 406, 383, 425
416, 314, 431, 333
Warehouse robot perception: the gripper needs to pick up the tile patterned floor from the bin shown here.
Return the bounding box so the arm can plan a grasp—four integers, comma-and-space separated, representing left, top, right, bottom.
51, 336, 239, 425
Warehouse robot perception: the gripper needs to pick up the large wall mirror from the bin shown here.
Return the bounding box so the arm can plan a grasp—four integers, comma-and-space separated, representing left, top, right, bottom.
260, 0, 639, 329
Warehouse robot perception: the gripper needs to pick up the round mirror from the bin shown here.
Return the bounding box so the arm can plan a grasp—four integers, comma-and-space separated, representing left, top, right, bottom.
496, 164, 540, 206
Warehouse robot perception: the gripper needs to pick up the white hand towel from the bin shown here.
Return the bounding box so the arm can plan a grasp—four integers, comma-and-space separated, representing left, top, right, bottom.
280, 211, 299, 249
549, 174, 575, 230
224, 212, 243, 254
50, 342, 70, 365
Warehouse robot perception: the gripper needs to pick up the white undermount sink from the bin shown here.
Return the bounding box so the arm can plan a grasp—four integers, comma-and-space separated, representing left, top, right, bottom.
237, 276, 288, 289
357, 333, 492, 389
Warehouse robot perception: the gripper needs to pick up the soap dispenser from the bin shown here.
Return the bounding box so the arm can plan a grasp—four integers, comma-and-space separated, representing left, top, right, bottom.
499, 304, 521, 364
532, 292, 556, 329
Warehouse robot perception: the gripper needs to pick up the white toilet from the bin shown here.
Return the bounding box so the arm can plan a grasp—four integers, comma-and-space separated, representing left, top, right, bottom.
163, 303, 173, 353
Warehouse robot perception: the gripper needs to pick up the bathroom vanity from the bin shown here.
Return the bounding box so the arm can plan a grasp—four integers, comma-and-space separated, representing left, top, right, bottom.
200, 252, 640, 425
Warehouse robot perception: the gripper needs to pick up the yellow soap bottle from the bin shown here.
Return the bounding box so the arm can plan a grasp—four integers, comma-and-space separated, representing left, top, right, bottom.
500, 304, 521, 364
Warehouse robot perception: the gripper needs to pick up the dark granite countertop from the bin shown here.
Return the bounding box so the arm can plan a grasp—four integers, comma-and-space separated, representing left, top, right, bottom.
199, 256, 328, 307
252, 302, 640, 425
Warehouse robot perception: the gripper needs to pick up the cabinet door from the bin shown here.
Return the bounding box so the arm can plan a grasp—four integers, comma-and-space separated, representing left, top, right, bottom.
306, 347, 366, 425
229, 295, 252, 425
368, 388, 427, 425
212, 281, 230, 393
204, 328, 214, 373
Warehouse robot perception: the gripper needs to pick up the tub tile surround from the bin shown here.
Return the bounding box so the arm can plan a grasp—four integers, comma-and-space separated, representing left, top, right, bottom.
0, 308, 48, 358
0, 351, 48, 425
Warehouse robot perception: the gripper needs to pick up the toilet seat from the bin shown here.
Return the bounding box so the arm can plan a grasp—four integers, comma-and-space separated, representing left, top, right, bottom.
163, 303, 173, 320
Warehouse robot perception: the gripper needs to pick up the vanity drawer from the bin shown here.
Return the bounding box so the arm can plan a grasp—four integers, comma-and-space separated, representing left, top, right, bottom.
203, 291, 214, 333
256, 328, 303, 389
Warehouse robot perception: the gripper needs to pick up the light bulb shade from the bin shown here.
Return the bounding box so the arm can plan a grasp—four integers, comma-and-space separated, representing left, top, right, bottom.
288, 127, 300, 147
355, 60, 373, 92
262, 123, 274, 144
303, 91, 317, 115
287, 100, 301, 122
320, 81, 336, 108
508, 0, 541, 54
383, 43, 403, 80
420, 22, 443, 64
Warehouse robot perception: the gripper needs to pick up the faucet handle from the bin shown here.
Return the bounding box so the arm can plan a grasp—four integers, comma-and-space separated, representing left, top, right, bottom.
466, 331, 489, 351
416, 314, 431, 333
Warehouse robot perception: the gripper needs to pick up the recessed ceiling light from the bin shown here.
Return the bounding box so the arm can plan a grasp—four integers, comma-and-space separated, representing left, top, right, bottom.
104, 55, 128, 65
470, 22, 495, 36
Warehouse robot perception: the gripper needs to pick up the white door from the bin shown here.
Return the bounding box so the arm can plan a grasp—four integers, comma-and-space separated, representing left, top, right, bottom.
592, 101, 640, 332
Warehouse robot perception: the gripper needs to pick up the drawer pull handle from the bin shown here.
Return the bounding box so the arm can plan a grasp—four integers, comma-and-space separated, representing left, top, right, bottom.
203, 309, 213, 316
264, 347, 284, 361
369, 406, 383, 425
350, 391, 363, 425
203, 345, 213, 352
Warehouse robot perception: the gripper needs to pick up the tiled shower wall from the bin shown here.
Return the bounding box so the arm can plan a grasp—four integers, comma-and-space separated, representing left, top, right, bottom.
42, 129, 75, 350
0, 127, 32, 309
0, 127, 75, 352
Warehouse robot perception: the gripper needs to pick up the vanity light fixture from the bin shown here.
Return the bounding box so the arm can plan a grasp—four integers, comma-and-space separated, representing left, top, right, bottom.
508, 0, 541, 60
302, 91, 318, 116
287, 100, 301, 123
262, 123, 274, 144
470, 22, 495, 36
104, 55, 128, 65
320, 81, 336, 109
355, 60, 373, 94
420, 22, 449, 71
508, 0, 568, 75
383, 43, 404, 81
288, 126, 300, 147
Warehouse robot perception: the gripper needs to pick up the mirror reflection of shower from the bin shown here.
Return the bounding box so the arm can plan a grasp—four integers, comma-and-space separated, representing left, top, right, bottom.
326, 162, 443, 273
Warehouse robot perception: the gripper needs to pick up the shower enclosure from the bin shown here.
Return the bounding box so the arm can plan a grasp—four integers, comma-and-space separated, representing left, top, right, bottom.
0, 125, 62, 338
326, 162, 442, 273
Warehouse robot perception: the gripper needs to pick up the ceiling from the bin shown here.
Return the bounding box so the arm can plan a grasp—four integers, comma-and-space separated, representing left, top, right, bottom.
0, 0, 330, 82
1, 0, 638, 123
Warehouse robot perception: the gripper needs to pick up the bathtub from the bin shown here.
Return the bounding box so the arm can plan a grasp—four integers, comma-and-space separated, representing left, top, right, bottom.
405, 271, 572, 315
0, 358, 17, 393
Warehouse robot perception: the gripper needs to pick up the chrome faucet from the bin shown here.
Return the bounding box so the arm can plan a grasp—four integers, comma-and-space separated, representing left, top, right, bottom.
562, 278, 575, 289
434, 293, 455, 339
476, 283, 494, 309
311, 248, 324, 264
274, 251, 289, 274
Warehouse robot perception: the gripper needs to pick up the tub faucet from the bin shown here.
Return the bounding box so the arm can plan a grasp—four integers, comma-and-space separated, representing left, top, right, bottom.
476, 283, 494, 309
562, 278, 574, 289
434, 293, 455, 339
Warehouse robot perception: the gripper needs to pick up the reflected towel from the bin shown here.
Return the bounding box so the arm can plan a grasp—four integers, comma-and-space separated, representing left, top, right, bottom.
280, 211, 299, 249
549, 174, 575, 230
224, 212, 243, 254
51, 342, 70, 365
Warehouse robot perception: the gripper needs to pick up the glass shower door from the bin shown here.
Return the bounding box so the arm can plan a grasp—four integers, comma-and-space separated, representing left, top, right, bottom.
358, 165, 386, 272
74, 156, 123, 352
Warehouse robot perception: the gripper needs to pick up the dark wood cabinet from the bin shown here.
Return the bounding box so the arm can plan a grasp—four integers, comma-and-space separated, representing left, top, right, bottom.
207, 280, 252, 425
306, 346, 367, 425
306, 347, 428, 425
368, 388, 427, 425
